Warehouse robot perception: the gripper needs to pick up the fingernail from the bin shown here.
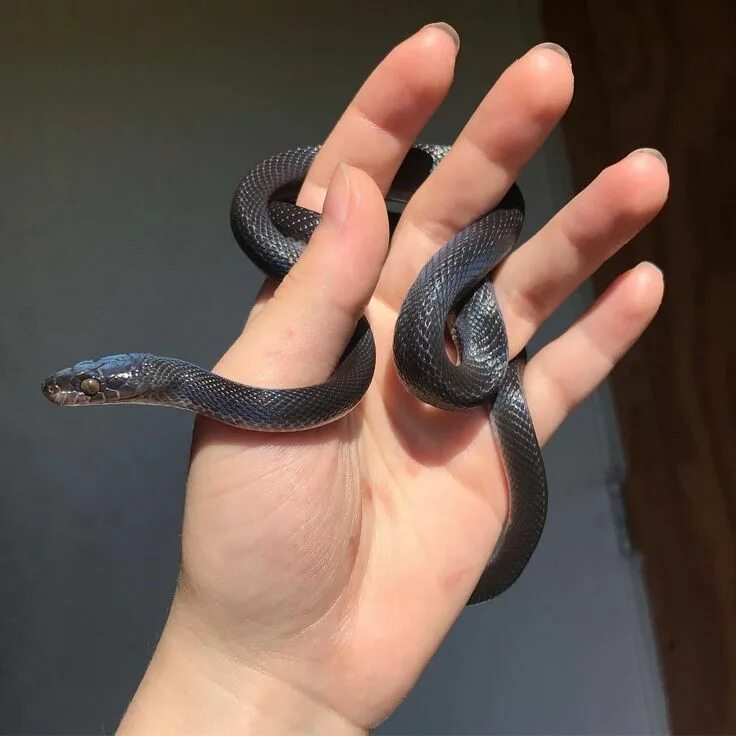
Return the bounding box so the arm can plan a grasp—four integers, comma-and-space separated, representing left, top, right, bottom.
641, 260, 663, 277
532, 42, 571, 63
322, 163, 352, 229
423, 22, 460, 52
632, 147, 668, 170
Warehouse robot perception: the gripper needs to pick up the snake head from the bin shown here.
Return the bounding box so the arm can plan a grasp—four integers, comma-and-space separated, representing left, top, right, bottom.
42, 353, 150, 406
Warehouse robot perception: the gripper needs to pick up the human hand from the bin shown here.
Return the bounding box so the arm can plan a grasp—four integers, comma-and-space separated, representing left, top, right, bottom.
119, 23, 668, 735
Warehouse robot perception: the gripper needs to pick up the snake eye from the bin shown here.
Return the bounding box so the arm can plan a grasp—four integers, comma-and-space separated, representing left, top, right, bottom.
80, 377, 101, 396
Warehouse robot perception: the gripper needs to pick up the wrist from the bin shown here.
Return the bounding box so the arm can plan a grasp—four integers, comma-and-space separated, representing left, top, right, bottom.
118, 602, 365, 736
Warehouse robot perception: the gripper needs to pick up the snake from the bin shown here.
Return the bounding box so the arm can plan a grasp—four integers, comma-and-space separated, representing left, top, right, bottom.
41, 144, 547, 604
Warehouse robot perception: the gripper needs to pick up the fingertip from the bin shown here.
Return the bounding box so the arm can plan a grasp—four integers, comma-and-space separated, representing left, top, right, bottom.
600, 260, 664, 331
636, 259, 664, 284
589, 152, 669, 229
509, 41, 575, 125
526, 43, 574, 85
628, 147, 668, 171
624, 149, 670, 198
418, 22, 461, 56
629, 260, 665, 314
386, 22, 457, 101
530, 42, 571, 65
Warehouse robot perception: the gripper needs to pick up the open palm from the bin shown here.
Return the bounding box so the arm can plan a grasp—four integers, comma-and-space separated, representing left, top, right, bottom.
120, 25, 668, 735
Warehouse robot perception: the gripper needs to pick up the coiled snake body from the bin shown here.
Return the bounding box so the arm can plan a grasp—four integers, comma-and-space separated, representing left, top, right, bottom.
42, 145, 547, 604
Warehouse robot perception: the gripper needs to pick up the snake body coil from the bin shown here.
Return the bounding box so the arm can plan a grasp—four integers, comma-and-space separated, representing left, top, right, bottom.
42, 144, 548, 603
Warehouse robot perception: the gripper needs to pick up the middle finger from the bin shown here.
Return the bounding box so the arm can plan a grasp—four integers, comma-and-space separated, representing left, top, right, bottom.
378, 43, 574, 309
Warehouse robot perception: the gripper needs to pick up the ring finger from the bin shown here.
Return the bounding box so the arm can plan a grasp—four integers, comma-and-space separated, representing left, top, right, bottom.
493, 149, 669, 356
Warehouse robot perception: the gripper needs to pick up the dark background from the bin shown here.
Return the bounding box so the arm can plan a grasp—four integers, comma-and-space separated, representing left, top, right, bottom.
2, 1, 731, 734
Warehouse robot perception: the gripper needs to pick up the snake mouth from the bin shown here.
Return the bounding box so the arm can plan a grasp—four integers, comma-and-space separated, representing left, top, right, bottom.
41, 377, 85, 406
41, 377, 61, 402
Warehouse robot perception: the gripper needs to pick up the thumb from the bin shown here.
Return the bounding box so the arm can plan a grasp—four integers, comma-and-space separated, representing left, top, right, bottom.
215, 164, 389, 388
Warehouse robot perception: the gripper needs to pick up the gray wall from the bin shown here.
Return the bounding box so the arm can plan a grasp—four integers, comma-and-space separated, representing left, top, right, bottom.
1, 2, 667, 733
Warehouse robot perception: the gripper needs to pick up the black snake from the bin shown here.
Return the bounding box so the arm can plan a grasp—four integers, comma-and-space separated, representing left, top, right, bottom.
42, 144, 547, 604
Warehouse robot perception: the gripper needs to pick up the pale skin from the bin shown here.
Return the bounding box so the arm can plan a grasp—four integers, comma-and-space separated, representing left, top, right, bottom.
118, 24, 668, 735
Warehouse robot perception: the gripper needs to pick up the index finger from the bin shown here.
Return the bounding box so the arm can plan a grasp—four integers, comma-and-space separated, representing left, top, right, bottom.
296, 23, 459, 212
